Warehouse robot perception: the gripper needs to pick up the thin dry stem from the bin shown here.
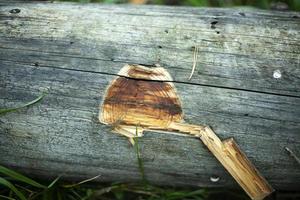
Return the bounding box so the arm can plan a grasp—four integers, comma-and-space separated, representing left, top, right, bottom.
188, 46, 199, 80
63, 175, 101, 188
285, 147, 300, 165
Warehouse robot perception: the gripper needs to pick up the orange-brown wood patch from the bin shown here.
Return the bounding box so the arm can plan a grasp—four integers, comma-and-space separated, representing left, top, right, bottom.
99, 64, 274, 200
100, 64, 183, 129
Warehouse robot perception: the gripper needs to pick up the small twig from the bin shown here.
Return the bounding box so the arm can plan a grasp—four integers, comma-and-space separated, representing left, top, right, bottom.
91, 185, 121, 197
285, 147, 300, 165
188, 46, 199, 80
63, 175, 101, 188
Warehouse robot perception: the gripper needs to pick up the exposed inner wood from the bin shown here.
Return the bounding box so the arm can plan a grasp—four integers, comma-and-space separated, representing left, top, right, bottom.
100, 64, 274, 200
100, 64, 183, 130
167, 123, 275, 200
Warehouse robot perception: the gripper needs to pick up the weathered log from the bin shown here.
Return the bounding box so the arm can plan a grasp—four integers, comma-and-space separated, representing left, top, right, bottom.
0, 2, 299, 191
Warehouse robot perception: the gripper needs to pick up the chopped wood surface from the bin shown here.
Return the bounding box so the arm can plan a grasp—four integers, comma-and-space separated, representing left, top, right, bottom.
0, 2, 299, 190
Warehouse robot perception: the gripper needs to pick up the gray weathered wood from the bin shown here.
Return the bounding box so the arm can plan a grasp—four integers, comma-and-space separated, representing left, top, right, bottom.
0, 2, 300, 190
1, 3, 300, 96
1, 63, 300, 189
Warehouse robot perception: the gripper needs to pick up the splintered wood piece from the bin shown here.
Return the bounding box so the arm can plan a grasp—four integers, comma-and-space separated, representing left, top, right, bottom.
222, 138, 274, 200
167, 122, 274, 200
99, 64, 274, 200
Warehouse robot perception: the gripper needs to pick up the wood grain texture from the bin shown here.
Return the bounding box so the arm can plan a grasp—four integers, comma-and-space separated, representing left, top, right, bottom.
200, 128, 273, 200
100, 64, 273, 200
162, 122, 275, 199
0, 3, 300, 96
0, 2, 300, 190
100, 64, 183, 130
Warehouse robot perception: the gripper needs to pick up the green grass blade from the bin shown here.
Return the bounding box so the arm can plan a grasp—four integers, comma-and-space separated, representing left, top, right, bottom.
47, 176, 61, 189
57, 189, 63, 200
66, 194, 78, 200
166, 189, 206, 200
0, 93, 46, 115
81, 189, 93, 200
70, 189, 83, 199
0, 194, 16, 200
133, 126, 147, 185
0, 165, 47, 189
0, 177, 26, 200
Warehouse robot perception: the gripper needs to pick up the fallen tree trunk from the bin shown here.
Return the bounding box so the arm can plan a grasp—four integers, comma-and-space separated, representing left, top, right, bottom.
0, 2, 299, 190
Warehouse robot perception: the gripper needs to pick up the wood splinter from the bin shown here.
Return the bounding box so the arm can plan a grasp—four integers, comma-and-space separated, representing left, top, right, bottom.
99, 64, 274, 200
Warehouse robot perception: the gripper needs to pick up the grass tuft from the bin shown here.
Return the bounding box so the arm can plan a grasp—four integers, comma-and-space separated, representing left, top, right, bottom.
0, 177, 27, 200
0, 166, 46, 189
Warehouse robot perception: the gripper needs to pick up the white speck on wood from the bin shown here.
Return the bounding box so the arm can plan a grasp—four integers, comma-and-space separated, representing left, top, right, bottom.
273, 70, 282, 79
